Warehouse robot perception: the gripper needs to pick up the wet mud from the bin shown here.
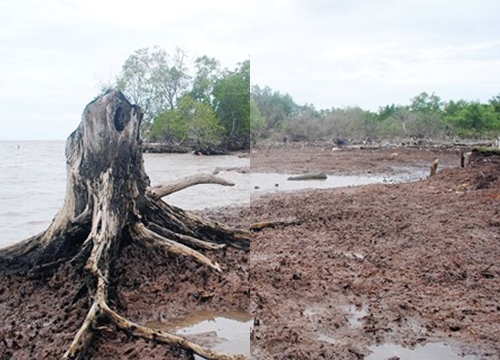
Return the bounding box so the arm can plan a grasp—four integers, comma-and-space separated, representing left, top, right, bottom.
1, 144, 499, 359
250, 144, 500, 359
0, 209, 249, 359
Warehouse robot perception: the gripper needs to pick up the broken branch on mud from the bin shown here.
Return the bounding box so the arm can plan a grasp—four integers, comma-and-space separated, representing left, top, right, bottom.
250, 217, 299, 231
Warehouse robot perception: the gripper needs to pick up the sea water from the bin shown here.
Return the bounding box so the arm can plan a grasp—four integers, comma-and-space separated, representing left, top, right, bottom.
0, 141, 250, 248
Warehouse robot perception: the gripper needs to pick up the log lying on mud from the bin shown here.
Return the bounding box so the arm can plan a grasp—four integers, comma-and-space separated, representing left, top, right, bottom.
287, 173, 328, 181
250, 217, 299, 231
0, 90, 249, 360
193, 146, 229, 155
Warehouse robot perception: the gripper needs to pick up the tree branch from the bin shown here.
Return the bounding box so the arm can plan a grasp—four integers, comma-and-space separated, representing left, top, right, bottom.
147, 173, 234, 199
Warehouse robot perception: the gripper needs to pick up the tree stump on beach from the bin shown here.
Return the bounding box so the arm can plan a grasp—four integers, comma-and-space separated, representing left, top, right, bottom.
0, 90, 249, 360
430, 159, 439, 177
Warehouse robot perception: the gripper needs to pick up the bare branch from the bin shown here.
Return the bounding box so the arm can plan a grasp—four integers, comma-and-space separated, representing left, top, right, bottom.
147, 173, 234, 199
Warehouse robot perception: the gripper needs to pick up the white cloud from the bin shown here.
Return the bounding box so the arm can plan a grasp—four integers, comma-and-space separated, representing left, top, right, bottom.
0, 0, 252, 140
251, 0, 500, 110
1, 0, 500, 139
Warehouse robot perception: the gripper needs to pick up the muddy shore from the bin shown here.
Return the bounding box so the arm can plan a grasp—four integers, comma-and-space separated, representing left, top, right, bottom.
1, 143, 499, 359
0, 207, 250, 359
250, 144, 500, 359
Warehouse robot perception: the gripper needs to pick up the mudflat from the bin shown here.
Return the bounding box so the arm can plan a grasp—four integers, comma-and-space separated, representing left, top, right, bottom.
0, 206, 250, 359
1, 143, 499, 359
250, 143, 500, 359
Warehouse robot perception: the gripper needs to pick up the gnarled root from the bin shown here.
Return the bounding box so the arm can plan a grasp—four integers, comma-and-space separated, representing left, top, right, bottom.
63, 217, 248, 360
134, 223, 222, 272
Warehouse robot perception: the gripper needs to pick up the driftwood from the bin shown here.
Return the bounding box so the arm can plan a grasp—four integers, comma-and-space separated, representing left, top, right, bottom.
471, 147, 500, 157
193, 146, 229, 155
250, 217, 299, 231
147, 173, 234, 200
287, 173, 327, 181
0, 91, 249, 360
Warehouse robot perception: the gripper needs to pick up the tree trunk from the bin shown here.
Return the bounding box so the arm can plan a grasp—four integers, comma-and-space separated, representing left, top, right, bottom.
0, 90, 249, 360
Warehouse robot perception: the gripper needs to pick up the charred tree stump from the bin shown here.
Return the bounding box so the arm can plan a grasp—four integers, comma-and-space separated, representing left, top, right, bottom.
0, 90, 249, 360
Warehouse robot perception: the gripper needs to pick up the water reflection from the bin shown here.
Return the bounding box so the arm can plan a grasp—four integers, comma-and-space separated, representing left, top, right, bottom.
251, 170, 428, 194
146, 310, 251, 357
341, 304, 368, 328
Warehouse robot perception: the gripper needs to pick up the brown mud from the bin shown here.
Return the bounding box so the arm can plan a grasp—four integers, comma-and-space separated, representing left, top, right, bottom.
1, 144, 500, 359
0, 208, 249, 359
250, 144, 500, 359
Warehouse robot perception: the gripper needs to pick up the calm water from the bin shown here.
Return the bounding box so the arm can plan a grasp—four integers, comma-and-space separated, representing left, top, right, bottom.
146, 310, 252, 358
0, 141, 250, 248
0, 141, 428, 248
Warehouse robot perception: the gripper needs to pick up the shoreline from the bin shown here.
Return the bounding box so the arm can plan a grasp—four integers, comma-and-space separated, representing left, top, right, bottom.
1, 144, 499, 359
249, 145, 500, 359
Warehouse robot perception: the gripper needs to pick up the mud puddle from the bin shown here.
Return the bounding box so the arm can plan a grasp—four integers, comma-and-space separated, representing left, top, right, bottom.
251, 169, 428, 193
366, 342, 477, 360
341, 303, 368, 328
146, 310, 251, 357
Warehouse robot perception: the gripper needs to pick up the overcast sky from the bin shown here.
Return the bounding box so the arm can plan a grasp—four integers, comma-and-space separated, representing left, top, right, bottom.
1, 0, 500, 140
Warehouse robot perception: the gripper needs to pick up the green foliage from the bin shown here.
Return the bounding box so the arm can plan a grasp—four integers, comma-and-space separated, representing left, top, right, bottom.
251, 85, 299, 137
110, 46, 250, 150
191, 56, 221, 106
409, 92, 443, 114
250, 96, 266, 145
444, 101, 499, 138
150, 95, 223, 146
212, 60, 250, 150
252, 85, 500, 143
115, 47, 190, 123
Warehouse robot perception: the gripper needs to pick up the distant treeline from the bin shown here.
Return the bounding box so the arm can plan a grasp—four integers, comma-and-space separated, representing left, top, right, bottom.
103, 47, 249, 151
251, 85, 500, 145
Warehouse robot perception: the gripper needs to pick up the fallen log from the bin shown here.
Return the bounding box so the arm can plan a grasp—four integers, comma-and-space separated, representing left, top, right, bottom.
142, 142, 190, 153
250, 217, 299, 231
287, 173, 327, 181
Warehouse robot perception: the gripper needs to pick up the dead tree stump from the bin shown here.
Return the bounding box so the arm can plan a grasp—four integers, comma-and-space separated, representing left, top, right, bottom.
0, 90, 249, 360
430, 158, 439, 177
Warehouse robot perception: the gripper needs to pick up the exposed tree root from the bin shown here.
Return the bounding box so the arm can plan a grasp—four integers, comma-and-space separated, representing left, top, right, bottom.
63, 219, 245, 359
134, 223, 222, 272
0, 91, 250, 359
